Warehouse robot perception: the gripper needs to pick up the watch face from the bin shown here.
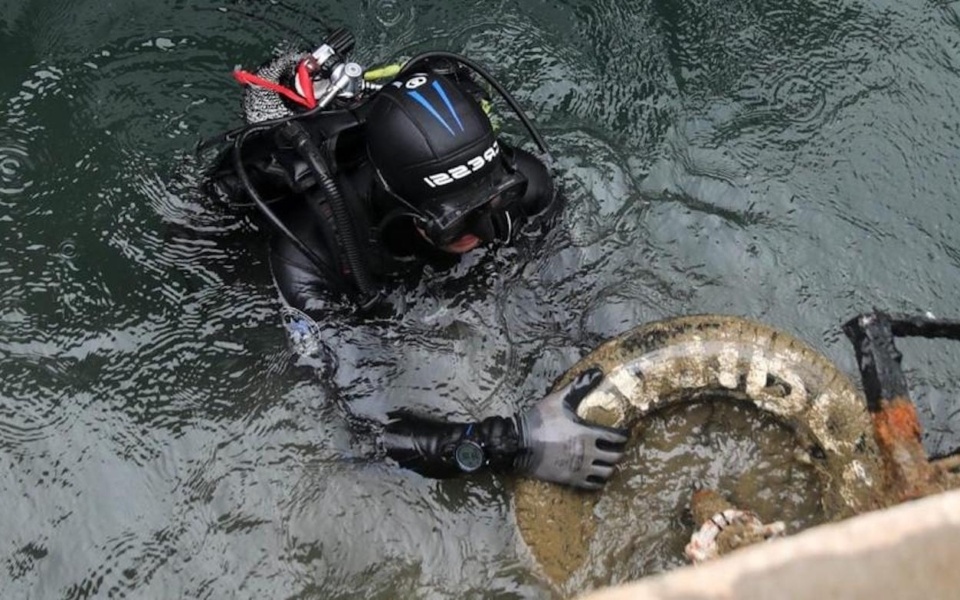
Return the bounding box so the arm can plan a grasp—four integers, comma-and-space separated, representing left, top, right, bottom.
455, 441, 484, 473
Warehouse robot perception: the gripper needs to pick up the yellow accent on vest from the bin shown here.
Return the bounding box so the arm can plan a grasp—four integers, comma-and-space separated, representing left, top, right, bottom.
363, 64, 402, 81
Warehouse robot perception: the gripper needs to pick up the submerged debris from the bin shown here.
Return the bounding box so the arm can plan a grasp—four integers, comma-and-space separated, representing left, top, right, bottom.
517, 311, 960, 586
684, 489, 786, 564
514, 315, 881, 590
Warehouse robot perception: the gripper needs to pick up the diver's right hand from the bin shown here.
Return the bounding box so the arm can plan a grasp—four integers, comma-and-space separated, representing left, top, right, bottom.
515, 368, 629, 490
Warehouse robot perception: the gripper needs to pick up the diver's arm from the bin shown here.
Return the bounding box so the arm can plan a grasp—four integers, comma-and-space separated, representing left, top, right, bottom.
268, 197, 354, 307
381, 414, 521, 478
382, 368, 628, 489
267, 199, 353, 365
270, 252, 340, 367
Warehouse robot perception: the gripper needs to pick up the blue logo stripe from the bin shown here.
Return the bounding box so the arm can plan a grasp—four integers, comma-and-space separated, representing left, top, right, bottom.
407, 90, 455, 136
432, 80, 464, 132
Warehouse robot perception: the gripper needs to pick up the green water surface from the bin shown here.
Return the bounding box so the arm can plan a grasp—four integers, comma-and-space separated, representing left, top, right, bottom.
3, 0, 960, 598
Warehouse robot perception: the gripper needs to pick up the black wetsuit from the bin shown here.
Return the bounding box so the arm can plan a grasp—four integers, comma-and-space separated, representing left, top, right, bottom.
226, 134, 563, 477
204, 59, 565, 477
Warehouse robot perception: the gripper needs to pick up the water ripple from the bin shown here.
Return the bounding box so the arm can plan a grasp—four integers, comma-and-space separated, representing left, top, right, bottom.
62, 525, 182, 600
0, 141, 33, 197
369, 0, 414, 28
5, 540, 49, 582
771, 74, 827, 124
0, 385, 75, 448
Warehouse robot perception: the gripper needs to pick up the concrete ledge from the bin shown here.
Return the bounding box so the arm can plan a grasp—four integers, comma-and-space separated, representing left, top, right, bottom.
578, 488, 960, 600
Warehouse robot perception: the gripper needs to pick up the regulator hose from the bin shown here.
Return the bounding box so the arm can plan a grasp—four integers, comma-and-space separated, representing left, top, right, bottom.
232, 125, 341, 285
400, 51, 552, 161
281, 120, 380, 308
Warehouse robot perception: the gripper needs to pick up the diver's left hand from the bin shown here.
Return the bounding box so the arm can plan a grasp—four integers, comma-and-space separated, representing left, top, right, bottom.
515, 368, 629, 490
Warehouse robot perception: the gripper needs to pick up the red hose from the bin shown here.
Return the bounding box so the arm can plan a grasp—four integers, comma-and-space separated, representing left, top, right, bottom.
297, 62, 316, 107
232, 65, 317, 109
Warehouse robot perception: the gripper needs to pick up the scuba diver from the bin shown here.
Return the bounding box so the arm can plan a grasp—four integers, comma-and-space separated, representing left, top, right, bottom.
201, 29, 627, 490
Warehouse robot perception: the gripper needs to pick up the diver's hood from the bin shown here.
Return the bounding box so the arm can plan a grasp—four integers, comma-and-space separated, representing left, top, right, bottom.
364, 73, 505, 209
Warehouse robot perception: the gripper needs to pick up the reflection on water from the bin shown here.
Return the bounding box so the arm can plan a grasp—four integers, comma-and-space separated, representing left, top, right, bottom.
3, 0, 960, 598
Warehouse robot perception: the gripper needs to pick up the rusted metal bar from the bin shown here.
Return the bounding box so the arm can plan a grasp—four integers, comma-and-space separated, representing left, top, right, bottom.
843, 312, 945, 502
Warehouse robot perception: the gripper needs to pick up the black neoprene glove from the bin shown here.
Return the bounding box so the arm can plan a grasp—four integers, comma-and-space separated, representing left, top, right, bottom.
514, 368, 629, 490
380, 368, 628, 489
